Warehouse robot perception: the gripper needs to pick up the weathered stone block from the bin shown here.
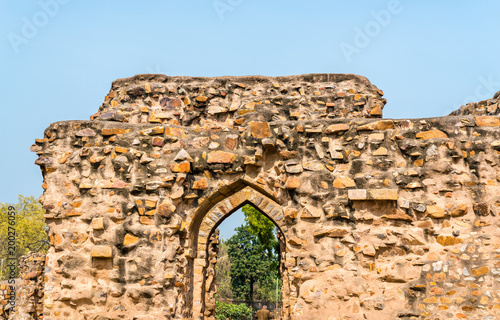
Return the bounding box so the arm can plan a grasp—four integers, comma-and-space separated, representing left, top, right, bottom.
249, 121, 272, 139
416, 130, 448, 140
348, 189, 367, 200
324, 123, 349, 134
475, 116, 500, 126
207, 151, 238, 164
286, 176, 301, 189
91, 217, 104, 230
169, 162, 191, 173
367, 189, 398, 200
123, 233, 139, 246
102, 128, 127, 135
91, 246, 113, 258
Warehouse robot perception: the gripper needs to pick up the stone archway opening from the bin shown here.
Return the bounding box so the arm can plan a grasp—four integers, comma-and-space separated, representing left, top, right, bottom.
209, 202, 284, 319
190, 186, 291, 320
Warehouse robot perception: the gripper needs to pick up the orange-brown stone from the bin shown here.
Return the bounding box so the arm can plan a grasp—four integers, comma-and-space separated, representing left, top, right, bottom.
102, 128, 128, 136
426, 206, 446, 218
475, 116, 500, 127
164, 127, 187, 137
333, 176, 356, 188
357, 120, 395, 131
450, 204, 468, 217
416, 130, 448, 140
207, 151, 238, 164
123, 233, 139, 246
249, 121, 272, 139
472, 266, 489, 276
192, 178, 209, 190
169, 162, 191, 173
286, 176, 301, 189
437, 235, 462, 246
284, 207, 299, 219
324, 123, 349, 134
91, 246, 113, 258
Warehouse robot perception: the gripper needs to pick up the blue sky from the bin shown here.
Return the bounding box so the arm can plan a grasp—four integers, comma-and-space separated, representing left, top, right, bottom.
1, 1, 500, 238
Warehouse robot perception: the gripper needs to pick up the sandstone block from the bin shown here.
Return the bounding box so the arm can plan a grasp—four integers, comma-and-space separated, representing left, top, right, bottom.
164, 127, 186, 137
123, 233, 139, 246
224, 135, 239, 150
192, 178, 209, 190
249, 121, 272, 139
333, 176, 356, 188
313, 227, 349, 238
300, 205, 322, 219
471, 266, 489, 276
65, 209, 83, 217
91, 217, 104, 230
373, 147, 388, 156
450, 204, 468, 217
303, 161, 324, 171
140, 216, 154, 225
416, 130, 448, 140
436, 235, 462, 246
357, 120, 395, 131
75, 128, 96, 137
368, 189, 398, 200
324, 123, 349, 134
102, 128, 127, 136
140, 126, 164, 135
169, 162, 191, 173
285, 161, 303, 173
286, 176, 300, 189
98, 179, 130, 189
382, 210, 414, 222
362, 244, 376, 256
91, 246, 113, 258
475, 116, 500, 126
207, 151, 238, 164
288, 237, 307, 246
152, 137, 164, 146
284, 207, 299, 219
348, 189, 367, 200
426, 205, 445, 218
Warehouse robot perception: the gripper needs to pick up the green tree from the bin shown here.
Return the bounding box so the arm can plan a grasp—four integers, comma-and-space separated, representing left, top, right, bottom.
227, 226, 265, 302
216, 205, 281, 304
242, 205, 278, 255
242, 205, 279, 272
0, 195, 47, 280
227, 222, 279, 302
215, 239, 233, 300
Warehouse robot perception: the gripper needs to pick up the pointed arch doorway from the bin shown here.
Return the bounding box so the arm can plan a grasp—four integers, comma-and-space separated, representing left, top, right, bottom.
189, 184, 292, 320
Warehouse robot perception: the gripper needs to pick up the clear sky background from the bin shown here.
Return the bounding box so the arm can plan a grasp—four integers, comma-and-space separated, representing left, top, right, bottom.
1, 1, 500, 238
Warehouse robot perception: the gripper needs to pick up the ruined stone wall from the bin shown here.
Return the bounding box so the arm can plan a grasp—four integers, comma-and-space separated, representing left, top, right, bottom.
450, 91, 500, 116
32, 74, 500, 320
0, 253, 46, 320
0, 281, 16, 320
11, 253, 46, 320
